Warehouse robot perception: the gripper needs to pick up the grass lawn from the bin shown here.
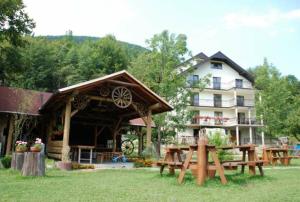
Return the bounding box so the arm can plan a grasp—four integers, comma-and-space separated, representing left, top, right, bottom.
1, 160, 300, 202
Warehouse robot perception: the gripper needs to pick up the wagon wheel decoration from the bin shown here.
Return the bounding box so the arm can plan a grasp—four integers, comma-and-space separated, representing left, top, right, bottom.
112, 86, 132, 108
121, 139, 134, 155
73, 94, 89, 110
99, 86, 110, 97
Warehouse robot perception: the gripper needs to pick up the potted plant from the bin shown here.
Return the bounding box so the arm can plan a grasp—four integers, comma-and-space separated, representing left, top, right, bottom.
15, 141, 27, 153
30, 138, 43, 152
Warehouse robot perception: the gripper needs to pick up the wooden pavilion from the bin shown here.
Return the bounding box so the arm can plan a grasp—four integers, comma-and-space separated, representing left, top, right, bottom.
40, 70, 173, 162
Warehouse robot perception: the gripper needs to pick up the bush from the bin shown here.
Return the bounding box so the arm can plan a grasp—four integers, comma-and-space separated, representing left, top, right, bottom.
208, 131, 233, 161
1, 156, 12, 169
72, 162, 95, 169
133, 159, 153, 168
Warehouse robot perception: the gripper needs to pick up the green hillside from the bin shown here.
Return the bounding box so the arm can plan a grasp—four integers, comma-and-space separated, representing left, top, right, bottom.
43, 35, 148, 59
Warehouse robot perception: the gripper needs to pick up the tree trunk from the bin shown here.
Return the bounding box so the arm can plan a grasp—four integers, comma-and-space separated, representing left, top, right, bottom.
21, 152, 45, 176
157, 127, 161, 157
11, 152, 25, 171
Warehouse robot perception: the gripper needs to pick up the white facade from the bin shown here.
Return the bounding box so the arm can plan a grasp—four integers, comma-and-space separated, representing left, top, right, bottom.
177, 52, 264, 145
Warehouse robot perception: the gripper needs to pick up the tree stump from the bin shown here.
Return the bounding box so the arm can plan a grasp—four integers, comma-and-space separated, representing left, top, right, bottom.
21, 152, 45, 176
11, 152, 25, 171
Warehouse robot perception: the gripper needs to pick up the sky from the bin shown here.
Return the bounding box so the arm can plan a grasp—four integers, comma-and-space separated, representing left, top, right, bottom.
23, 0, 300, 78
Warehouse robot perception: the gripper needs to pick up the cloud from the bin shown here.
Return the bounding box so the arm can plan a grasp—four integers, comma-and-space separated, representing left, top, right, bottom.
223, 9, 300, 29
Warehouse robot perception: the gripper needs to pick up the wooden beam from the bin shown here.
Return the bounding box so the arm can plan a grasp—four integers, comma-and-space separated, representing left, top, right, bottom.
149, 103, 161, 111
5, 115, 14, 155
88, 95, 113, 102
131, 104, 147, 124
62, 97, 72, 162
146, 110, 152, 148
113, 118, 122, 152
70, 109, 79, 118
107, 80, 140, 87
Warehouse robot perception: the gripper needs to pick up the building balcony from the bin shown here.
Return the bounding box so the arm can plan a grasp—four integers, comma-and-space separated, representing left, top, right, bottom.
190, 116, 263, 127
190, 99, 255, 108
187, 79, 253, 90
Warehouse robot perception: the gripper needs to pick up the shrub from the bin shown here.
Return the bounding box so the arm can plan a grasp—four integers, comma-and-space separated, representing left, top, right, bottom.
208, 131, 233, 161
133, 159, 153, 168
1, 156, 12, 169
72, 162, 95, 169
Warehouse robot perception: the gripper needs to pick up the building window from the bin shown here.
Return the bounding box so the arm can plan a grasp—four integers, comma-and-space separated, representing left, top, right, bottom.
213, 77, 221, 89
191, 110, 200, 124
214, 111, 223, 125
214, 94, 222, 107
211, 62, 222, 69
187, 75, 199, 87
238, 112, 246, 124
236, 79, 243, 88
191, 93, 199, 106
237, 96, 244, 106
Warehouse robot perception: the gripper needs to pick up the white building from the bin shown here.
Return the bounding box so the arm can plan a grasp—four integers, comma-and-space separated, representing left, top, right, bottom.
178, 51, 265, 145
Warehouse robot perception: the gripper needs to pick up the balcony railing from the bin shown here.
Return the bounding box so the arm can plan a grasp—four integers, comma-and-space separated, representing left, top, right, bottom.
191, 99, 255, 107
201, 80, 253, 90
190, 116, 262, 126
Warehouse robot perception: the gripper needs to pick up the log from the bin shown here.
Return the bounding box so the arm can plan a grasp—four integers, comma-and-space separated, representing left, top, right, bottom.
21, 152, 45, 176
47, 153, 62, 160
11, 152, 25, 171
48, 140, 63, 147
47, 146, 62, 154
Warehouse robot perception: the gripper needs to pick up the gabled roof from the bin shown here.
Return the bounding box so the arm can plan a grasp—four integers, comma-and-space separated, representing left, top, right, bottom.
0, 87, 52, 116
41, 70, 173, 116
181, 51, 254, 83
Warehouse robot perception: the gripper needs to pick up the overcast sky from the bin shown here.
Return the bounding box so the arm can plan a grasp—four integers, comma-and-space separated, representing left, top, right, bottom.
23, 0, 300, 78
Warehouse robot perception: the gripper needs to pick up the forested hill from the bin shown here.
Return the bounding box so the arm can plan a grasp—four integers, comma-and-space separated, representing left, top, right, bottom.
43, 35, 148, 59
2, 34, 149, 92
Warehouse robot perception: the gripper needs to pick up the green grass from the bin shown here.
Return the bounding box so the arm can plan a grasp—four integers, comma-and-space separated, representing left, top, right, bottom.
0, 160, 300, 202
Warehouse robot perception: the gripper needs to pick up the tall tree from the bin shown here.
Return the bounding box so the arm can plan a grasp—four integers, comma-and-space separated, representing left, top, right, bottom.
129, 30, 208, 154
0, 0, 35, 85
251, 59, 296, 138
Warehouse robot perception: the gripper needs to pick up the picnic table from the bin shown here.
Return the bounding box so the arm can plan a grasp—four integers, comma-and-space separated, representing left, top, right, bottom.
218, 145, 264, 176
262, 147, 300, 166
156, 146, 189, 175
157, 140, 265, 186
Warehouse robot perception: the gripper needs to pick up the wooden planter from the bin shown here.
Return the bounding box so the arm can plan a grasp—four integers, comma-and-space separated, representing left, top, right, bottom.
30, 147, 41, 152
21, 152, 45, 176
11, 152, 25, 171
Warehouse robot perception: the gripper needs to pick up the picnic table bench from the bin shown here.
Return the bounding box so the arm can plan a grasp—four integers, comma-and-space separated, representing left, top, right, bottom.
156, 139, 265, 186
218, 145, 264, 176
262, 147, 300, 166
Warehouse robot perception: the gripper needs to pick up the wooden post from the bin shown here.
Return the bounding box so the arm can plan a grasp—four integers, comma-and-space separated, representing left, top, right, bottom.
248, 145, 256, 175
138, 128, 143, 156
146, 109, 152, 148
62, 98, 72, 162
5, 115, 14, 155
94, 126, 98, 147
197, 136, 208, 186
113, 118, 122, 152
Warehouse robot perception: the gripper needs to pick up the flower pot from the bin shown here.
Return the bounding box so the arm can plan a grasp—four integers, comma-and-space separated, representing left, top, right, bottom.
16, 147, 27, 153
208, 170, 216, 179
30, 147, 41, 152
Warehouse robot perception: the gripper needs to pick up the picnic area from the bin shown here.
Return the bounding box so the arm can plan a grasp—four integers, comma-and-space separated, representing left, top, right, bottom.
1, 159, 300, 202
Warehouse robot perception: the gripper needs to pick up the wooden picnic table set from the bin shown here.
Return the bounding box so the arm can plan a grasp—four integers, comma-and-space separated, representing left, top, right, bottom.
156, 136, 265, 186
262, 145, 300, 166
